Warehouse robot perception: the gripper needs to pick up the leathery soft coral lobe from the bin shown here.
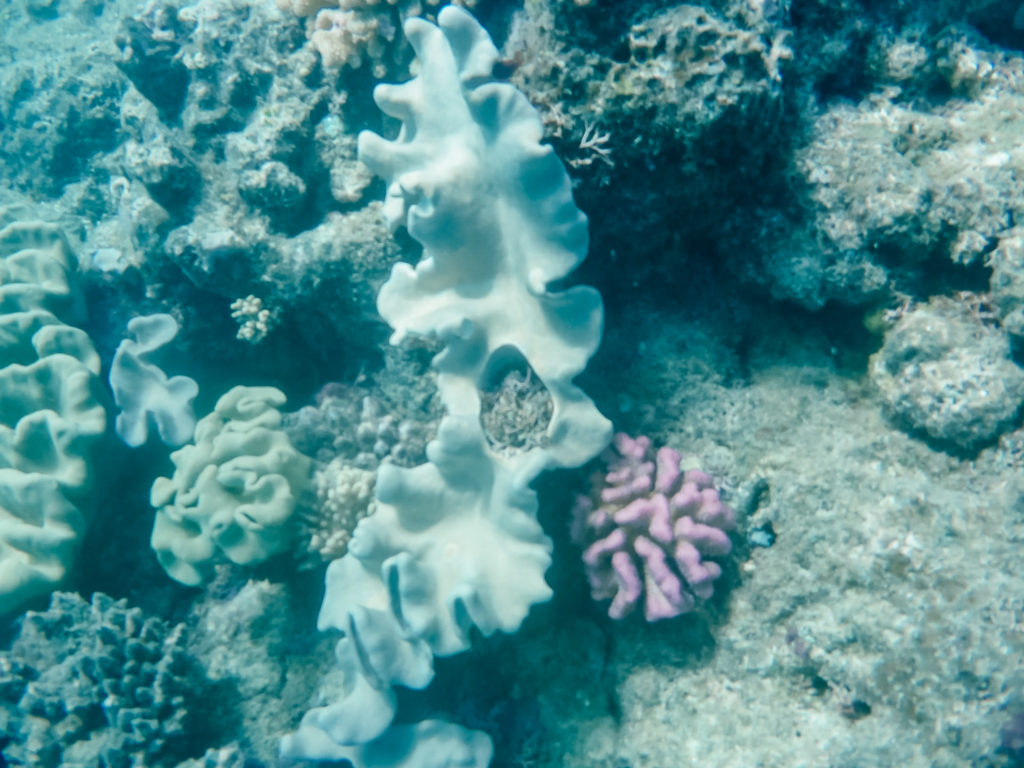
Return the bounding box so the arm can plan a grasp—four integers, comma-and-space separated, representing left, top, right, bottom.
572, 433, 735, 622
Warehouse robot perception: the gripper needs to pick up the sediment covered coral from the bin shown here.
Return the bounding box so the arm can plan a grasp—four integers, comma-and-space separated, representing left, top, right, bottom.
990, 227, 1024, 340
0, 592, 202, 768
732, 26, 1024, 309
870, 296, 1024, 452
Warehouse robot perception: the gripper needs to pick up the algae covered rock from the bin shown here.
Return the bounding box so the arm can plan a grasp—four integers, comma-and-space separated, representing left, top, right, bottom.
870, 297, 1024, 452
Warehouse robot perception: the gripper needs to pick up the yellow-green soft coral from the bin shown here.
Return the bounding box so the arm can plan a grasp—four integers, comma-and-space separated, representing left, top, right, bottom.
0, 210, 106, 614
150, 385, 311, 585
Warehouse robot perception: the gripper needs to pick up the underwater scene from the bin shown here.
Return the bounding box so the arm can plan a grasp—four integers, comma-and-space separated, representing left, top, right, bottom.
2, 0, 1024, 765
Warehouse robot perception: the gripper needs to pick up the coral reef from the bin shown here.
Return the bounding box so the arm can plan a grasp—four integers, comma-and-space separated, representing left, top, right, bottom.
283, 6, 609, 764
5, 0, 1024, 767
286, 382, 436, 469
183, 578, 332, 763
229, 294, 278, 344
507, 0, 791, 294
990, 227, 1024, 340
0, 3, 123, 194
729, 22, 1024, 310
300, 458, 376, 565
173, 743, 247, 768
479, 368, 554, 456
511, 2, 789, 184
572, 433, 735, 621
277, 0, 478, 75
17, 0, 403, 376
284, 361, 442, 569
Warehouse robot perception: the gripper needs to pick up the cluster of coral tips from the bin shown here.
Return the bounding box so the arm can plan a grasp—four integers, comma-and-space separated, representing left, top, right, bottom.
573, 434, 735, 621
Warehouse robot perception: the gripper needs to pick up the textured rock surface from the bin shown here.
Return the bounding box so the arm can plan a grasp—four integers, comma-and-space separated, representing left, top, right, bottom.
870, 297, 1024, 452
539, 298, 1024, 768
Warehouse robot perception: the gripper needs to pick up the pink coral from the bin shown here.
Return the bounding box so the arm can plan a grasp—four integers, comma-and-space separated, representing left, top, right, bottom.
572, 433, 735, 621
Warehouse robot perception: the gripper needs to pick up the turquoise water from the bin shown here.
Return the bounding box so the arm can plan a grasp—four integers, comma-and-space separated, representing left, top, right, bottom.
2, 1, 1024, 766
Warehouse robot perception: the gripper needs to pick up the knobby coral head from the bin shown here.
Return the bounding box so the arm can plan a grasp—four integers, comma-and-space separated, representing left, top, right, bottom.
572, 433, 736, 622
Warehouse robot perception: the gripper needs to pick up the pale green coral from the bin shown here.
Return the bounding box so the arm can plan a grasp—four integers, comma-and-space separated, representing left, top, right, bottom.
0, 210, 106, 614
150, 386, 312, 586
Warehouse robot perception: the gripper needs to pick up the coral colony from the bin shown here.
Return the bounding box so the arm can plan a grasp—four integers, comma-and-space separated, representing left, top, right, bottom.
573, 434, 735, 622
8, 0, 1024, 765
281, 8, 611, 765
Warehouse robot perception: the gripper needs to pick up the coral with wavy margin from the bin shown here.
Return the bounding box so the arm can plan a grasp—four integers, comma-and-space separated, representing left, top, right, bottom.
0, 210, 106, 614
282, 6, 610, 766
150, 386, 311, 586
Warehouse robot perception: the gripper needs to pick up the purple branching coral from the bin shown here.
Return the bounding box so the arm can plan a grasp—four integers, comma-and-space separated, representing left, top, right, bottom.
571, 433, 735, 622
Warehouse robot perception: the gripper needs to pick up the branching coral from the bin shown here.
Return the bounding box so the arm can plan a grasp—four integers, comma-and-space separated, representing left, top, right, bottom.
299, 458, 377, 565
572, 434, 735, 622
